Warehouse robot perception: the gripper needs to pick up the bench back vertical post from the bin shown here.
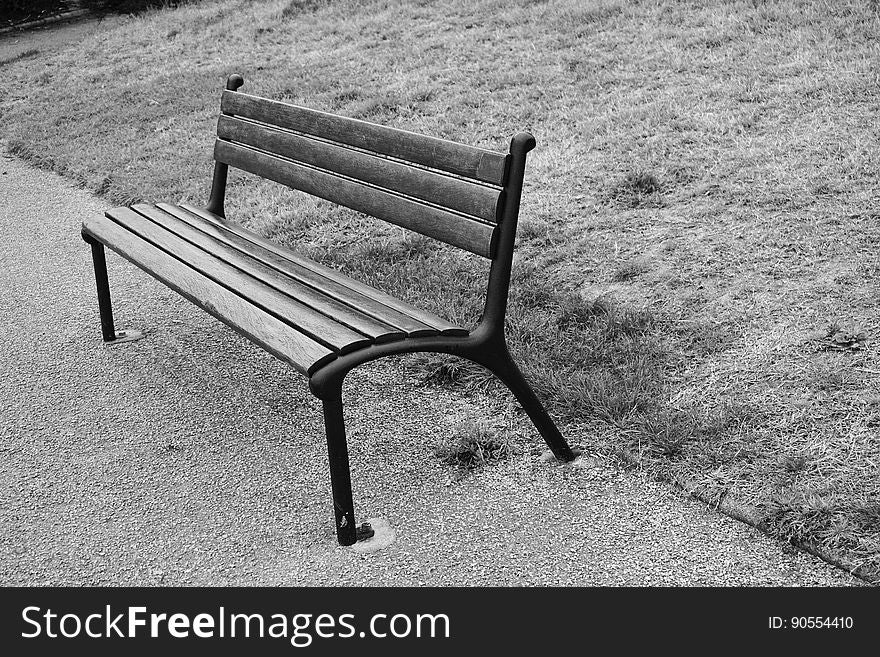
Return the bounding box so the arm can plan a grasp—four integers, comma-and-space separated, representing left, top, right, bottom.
206, 74, 245, 217
479, 132, 536, 338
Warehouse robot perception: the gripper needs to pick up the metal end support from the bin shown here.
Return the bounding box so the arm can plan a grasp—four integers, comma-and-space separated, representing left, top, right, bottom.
102, 329, 144, 345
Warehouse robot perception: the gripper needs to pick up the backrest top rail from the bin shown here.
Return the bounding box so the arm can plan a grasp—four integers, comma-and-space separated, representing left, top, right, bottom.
221, 90, 509, 186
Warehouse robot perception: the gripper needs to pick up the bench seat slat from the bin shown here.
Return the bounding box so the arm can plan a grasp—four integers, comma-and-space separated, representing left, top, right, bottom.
221, 90, 508, 186
81, 216, 336, 375
158, 204, 441, 337
214, 141, 497, 258
130, 204, 408, 344
104, 207, 373, 356
173, 203, 470, 337
217, 116, 503, 223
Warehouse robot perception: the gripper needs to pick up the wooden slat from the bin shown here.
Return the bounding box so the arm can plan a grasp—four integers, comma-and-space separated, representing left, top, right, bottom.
171, 203, 468, 336
130, 204, 407, 344
104, 207, 372, 356
221, 90, 509, 186
217, 115, 503, 223
81, 216, 335, 375
214, 140, 498, 258
158, 204, 439, 336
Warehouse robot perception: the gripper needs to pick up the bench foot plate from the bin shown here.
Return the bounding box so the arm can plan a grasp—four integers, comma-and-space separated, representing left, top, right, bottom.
356, 522, 375, 541
102, 329, 144, 345
350, 518, 397, 553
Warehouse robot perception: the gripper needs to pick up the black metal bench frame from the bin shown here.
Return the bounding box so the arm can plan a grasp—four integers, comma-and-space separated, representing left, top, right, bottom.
82, 75, 575, 546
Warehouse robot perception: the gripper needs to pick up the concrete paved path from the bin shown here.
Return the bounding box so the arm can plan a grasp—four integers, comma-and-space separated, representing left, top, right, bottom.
0, 153, 865, 586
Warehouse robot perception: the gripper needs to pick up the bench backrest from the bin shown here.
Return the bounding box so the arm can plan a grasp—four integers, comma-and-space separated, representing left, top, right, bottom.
210, 81, 522, 258
207, 75, 536, 330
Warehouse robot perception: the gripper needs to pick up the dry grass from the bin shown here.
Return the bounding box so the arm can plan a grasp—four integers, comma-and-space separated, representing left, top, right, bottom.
434, 422, 513, 471
1, 0, 879, 581
0, 47, 40, 67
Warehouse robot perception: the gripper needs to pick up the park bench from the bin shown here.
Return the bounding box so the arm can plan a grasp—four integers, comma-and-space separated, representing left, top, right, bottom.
81, 75, 576, 546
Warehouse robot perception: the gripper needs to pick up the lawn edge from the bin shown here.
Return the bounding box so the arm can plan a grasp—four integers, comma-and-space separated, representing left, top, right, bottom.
604, 444, 877, 586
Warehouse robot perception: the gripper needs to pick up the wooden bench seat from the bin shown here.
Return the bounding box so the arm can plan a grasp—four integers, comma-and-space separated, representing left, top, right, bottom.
82, 202, 466, 376
82, 74, 576, 547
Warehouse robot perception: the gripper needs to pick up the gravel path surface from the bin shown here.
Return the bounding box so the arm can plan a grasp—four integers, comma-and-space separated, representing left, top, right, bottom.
0, 154, 865, 586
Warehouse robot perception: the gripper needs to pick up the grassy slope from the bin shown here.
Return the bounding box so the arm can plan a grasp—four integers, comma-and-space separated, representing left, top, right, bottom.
2, 0, 879, 581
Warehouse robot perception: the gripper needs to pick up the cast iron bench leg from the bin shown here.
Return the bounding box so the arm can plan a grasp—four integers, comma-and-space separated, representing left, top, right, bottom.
88, 240, 117, 342
490, 352, 576, 462
321, 388, 359, 546
84, 237, 143, 344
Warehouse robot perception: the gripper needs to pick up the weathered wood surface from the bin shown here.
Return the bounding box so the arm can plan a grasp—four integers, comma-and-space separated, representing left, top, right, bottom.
214, 141, 497, 258
169, 203, 467, 336
130, 204, 406, 344
105, 206, 372, 355
221, 90, 508, 185
176, 203, 469, 335
217, 115, 503, 222
82, 215, 336, 375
